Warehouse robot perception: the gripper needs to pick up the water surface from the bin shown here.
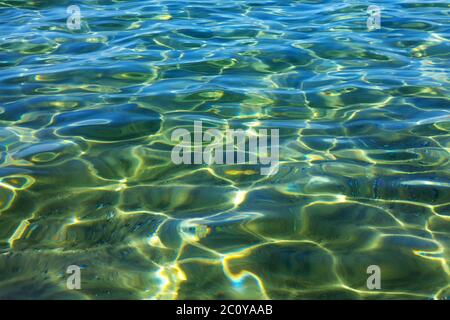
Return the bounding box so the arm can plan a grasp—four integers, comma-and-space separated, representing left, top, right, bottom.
0, 0, 449, 299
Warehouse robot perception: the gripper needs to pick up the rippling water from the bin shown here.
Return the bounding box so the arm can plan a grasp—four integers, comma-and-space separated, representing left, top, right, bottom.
0, 0, 449, 299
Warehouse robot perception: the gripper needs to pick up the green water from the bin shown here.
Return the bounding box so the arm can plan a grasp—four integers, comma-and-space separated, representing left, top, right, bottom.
0, 0, 449, 299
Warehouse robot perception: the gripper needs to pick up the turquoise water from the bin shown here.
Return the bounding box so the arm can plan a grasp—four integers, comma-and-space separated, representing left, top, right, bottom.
0, 0, 449, 299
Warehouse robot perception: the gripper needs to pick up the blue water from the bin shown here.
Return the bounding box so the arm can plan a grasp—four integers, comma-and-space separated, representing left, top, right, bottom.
0, 0, 449, 299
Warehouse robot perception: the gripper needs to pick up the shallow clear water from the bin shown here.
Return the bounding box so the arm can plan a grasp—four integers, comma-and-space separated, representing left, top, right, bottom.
0, 0, 449, 299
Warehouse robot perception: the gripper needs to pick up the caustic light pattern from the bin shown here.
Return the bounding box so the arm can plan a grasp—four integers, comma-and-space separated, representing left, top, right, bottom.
0, 0, 449, 299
